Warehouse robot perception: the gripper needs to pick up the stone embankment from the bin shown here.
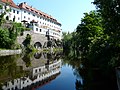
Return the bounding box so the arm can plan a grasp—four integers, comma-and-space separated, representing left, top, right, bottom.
0, 49, 22, 56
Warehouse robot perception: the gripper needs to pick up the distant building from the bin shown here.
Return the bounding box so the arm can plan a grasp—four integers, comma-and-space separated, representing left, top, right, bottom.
0, 0, 62, 40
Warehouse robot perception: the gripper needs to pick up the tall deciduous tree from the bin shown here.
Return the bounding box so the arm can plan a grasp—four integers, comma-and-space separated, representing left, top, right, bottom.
93, 0, 120, 67
76, 11, 103, 57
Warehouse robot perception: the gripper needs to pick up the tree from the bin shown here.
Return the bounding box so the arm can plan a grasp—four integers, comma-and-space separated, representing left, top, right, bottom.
0, 28, 11, 49
76, 11, 103, 57
93, 0, 120, 67
0, 3, 11, 26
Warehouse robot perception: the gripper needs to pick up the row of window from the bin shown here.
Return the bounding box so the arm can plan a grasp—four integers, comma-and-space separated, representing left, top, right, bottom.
35, 68, 41, 73
12, 9, 19, 14
11, 9, 61, 26
35, 28, 60, 36
36, 28, 42, 32
23, 10, 60, 26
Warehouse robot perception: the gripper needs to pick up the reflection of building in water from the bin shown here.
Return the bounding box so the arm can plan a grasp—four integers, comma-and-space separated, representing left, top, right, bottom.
2, 59, 61, 90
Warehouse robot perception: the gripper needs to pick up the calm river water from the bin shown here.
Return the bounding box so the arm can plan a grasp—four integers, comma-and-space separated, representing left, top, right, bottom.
0, 52, 119, 90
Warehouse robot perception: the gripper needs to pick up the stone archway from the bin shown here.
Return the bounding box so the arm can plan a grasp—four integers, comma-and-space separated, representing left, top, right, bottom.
34, 52, 42, 59
34, 42, 42, 49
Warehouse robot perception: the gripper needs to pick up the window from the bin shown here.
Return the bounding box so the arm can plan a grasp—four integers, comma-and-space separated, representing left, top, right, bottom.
24, 16, 26, 18
13, 9, 15, 13
24, 11, 26, 13
17, 11, 19, 14
39, 69, 41, 72
18, 17, 20, 20
28, 12, 30, 15
28, 18, 30, 20
36, 28, 38, 31
40, 29, 41, 32
26, 7, 29, 9
35, 69, 37, 73
33, 14, 35, 17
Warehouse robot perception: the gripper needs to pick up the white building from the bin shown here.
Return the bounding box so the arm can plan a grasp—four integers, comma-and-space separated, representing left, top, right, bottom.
0, 0, 62, 40
0, 0, 21, 22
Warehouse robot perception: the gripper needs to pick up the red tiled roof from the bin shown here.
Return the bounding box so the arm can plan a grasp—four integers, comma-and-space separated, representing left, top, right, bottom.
1, 0, 19, 8
18, 2, 61, 26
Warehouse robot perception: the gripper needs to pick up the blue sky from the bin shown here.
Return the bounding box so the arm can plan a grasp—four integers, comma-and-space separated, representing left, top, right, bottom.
13, 0, 96, 32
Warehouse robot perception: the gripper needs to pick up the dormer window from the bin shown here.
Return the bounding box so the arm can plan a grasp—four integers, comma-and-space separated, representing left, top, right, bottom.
39, 13, 42, 15
31, 9, 33, 11
35, 11, 38, 13
26, 7, 29, 10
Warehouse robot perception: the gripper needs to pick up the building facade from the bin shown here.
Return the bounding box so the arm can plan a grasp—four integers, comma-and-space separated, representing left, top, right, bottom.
0, 0, 62, 40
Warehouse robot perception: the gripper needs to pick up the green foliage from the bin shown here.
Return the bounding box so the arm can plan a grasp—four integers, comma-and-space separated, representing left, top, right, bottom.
76, 11, 103, 56
0, 4, 11, 26
62, 32, 72, 54
93, 0, 120, 67
0, 27, 19, 49
63, 9, 119, 68
63, 0, 120, 69
0, 28, 11, 49
0, 5, 2, 9
0, 13, 6, 26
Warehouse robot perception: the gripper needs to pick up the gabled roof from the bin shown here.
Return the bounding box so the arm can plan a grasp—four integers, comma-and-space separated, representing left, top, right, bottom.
18, 2, 61, 26
1, 0, 19, 8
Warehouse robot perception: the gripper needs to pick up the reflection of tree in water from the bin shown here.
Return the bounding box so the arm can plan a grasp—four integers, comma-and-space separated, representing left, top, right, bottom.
0, 55, 24, 78
63, 54, 118, 90
22, 53, 31, 67
73, 61, 118, 90
75, 79, 83, 90
0, 55, 27, 89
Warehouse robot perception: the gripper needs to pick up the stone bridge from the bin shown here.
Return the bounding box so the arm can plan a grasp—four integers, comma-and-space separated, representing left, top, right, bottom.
17, 31, 48, 49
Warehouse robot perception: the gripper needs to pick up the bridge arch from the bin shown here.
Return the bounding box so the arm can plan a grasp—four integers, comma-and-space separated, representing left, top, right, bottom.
34, 53, 42, 59
34, 42, 42, 49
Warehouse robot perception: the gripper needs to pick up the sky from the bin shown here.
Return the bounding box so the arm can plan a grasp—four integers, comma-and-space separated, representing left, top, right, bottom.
13, 0, 96, 32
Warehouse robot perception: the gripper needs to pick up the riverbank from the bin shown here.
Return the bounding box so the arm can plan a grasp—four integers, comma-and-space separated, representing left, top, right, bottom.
0, 47, 63, 56
0, 49, 22, 56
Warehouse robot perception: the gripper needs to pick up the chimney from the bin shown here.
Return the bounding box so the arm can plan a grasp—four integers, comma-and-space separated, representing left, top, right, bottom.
23, 2, 27, 5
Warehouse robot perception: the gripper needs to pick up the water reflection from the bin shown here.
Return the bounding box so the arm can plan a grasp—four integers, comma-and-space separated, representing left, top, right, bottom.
116, 68, 120, 90
34, 53, 42, 59
0, 52, 62, 90
63, 55, 119, 90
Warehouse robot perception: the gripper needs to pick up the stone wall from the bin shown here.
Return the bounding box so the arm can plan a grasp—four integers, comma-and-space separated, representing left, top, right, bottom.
17, 31, 48, 48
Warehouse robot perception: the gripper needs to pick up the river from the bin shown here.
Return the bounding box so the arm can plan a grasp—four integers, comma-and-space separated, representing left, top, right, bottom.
0, 52, 119, 90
